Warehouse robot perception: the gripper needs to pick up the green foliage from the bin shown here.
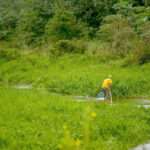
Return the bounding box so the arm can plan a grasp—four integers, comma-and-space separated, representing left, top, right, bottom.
123, 40, 150, 65
0, 0, 19, 40
45, 10, 86, 41
0, 0, 149, 63
14, 4, 52, 47
130, 6, 150, 31
0, 48, 20, 61
0, 53, 150, 97
135, 45, 150, 64
131, 0, 150, 6
0, 15, 17, 40
0, 88, 150, 149
50, 40, 86, 56
15, 11, 40, 47
138, 21, 150, 44
73, 0, 118, 28
97, 15, 138, 57
0, 0, 54, 43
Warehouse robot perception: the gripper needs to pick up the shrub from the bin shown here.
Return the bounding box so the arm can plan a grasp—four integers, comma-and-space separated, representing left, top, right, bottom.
136, 46, 150, 64
74, 0, 118, 28
122, 40, 150, 65
45, 10, 87, 41
14, 3, 52, 48
49, 40, 86, 56
0, 7, 18, 40
86, 40, 121, 62
138, 22, 150, 44
97, 15, 138, 57
0, 48, 20, 61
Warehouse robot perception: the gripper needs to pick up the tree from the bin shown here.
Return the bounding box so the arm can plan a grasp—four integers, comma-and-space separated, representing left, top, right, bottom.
130, 0, 150, 6
97, 15, 137, 57
45, 10, 87, 41
138, 22, 150, 44
73, 0, 118, 28
14, 0, 53, 47
0, 0, 22, 40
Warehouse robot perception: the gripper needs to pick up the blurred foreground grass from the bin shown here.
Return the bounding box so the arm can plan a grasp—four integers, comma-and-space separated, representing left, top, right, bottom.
0, 88, 150, 150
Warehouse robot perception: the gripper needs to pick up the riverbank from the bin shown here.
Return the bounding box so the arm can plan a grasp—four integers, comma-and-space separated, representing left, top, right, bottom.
0, 53, 150, 98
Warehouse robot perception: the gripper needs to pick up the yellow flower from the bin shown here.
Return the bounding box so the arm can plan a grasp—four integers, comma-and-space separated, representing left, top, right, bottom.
91, 112, 97, 118
75, 139, 81, 147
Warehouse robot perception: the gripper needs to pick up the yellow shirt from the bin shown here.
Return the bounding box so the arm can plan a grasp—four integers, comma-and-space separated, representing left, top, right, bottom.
102, 78, 112, 89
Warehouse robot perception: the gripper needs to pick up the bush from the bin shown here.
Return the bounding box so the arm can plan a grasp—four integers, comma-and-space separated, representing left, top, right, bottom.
74, 0, 118, 28
49, 40, 86, 56
97, 15, 138, 57
138, 22, 150, 44
0, 6, 18, 40
45, 10, 87, 41
122, 40, 150, 66
0, 48, 20, 61
136, 46, 150, 64
131, 40, 150, 65
14, 3, 52, 48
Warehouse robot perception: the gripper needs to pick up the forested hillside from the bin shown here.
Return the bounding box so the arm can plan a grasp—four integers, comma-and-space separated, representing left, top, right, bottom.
0, 0, 150, 64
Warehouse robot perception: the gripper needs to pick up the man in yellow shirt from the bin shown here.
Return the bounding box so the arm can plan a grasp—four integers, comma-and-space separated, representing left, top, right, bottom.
96, 75, 112, 104
102, 75, 112, 103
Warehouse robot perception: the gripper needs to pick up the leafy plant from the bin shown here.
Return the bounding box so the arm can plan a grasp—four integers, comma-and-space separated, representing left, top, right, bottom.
45, 10, 86, 41
97, 15, 137, 57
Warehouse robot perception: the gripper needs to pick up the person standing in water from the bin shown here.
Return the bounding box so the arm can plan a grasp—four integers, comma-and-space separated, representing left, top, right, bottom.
102, 75, 113, 104
97, 75, 112, 103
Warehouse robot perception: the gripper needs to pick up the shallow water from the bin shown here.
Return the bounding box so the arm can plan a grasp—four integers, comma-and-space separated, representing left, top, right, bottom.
132, 144, 150, 150
14, 84, 33, 89
135, 99, 150, 109
12, 85, 150, 107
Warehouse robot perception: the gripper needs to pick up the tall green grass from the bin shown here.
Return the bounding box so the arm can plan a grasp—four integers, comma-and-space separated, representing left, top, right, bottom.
0, 53, 150, 97
0, 88, 150, 150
